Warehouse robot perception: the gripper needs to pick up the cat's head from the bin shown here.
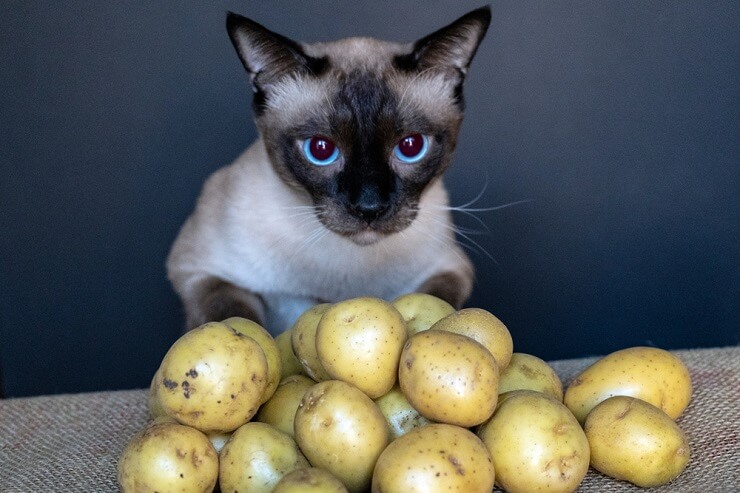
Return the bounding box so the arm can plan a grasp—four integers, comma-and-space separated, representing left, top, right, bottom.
227, 7, 490, 245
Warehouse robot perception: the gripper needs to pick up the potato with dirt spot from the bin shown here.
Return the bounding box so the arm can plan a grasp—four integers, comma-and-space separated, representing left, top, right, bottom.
478, 390, 590, 493
221, 316, 282, 404
291, 303, 333, 381
392, 292, 455, 336
372, 423, 495, 493
584, 396, 690, 487
564, 346, 692, 424
374, 385, 433, 440
294, 380, 390, 493
155, 321, 268, 433
117, 421, 218, 493
272, 467, 349, 493
255, 374, 316, 438
219, 421, 309, 493
429, 307, 513, 370
498, 352, 563, 401
316, 296, 407, 398
398, 329, 499, 427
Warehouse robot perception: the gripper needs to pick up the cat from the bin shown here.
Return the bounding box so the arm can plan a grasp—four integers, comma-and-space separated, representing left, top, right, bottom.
166, 7, 491, 334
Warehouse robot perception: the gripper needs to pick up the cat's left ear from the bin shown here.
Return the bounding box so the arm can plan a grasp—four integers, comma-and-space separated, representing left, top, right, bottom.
226, 12, 326, 104
398, 6, 491, 78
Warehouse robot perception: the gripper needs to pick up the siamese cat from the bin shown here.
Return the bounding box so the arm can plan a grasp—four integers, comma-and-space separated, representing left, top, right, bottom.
167, 7, 491, 334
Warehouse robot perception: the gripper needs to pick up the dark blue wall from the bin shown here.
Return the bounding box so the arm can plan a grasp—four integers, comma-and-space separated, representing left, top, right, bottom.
1, 1, 738, 397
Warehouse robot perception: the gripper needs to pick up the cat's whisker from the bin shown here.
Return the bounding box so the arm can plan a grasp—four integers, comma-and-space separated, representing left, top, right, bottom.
417, 210, 498, 264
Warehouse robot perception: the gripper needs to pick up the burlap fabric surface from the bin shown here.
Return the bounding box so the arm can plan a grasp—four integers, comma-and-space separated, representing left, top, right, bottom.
1, 346, 738, 492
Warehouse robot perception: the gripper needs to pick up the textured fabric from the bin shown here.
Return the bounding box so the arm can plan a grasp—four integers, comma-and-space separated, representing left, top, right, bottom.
0, 346, 738, 492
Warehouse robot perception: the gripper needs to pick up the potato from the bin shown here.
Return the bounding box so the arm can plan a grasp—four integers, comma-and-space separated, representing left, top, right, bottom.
255, 374, 316, 437
564, 346, 692, 423
372, 423, 495, 493
391, 292, 455, 336
222, 316, 282, 403
294, 380, 390, 493
276, 329, 306, 379
374, 385, 433, 440
499, 353, 563, 401
478, 390, 590, 493
584, 396, 690, 487
429, 307, 513, 370
155, 321, 268, 432
316, 297, 407, 398
272, 467, 349, 493
147, 369, 167, 419
206, 431, 231, 454
399, 330, 499, 427
291, 303, 333, 381
118, 421, 218, 493
219, 422, 309, 493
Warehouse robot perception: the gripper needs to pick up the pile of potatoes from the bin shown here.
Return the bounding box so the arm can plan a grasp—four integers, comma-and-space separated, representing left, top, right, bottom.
118, 294, 693, 493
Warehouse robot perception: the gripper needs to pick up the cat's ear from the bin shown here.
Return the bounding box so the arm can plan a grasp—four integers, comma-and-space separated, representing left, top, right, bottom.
398, 6, 491, 76
226, 12, 326, 97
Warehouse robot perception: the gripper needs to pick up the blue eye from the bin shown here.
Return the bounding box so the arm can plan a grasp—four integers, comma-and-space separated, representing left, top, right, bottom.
393, 133, 429, 163
303, 136, 340, 166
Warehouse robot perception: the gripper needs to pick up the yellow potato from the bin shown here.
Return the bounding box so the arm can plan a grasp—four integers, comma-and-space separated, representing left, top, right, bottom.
398, 330, 499, 427
272, 468, 349, 493
564, 346, 692, 424
118, 421, 218, 493
478, 390, 590, 493
316, 297, 407, 398
219, 422, 309, 493
498, 353, 563, 401
222, 316, 282, 404
276, 329, 306, 379
372, 423, 495, 493
374, 385, 433, 440
255, 374, 316, 438
429, 307, 513, 370
391, 292, 455, 336
294, 380, 390, 493
291, 303, 333, 381
155, 321, 268, 432
584, 396, 690, 487
147, 369, 167, 419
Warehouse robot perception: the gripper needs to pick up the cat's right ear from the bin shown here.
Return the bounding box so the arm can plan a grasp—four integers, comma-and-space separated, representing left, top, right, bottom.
226, 12, 326, 107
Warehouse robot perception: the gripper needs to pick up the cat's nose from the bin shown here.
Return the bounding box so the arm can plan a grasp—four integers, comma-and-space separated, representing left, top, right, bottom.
352, 186, 389, 223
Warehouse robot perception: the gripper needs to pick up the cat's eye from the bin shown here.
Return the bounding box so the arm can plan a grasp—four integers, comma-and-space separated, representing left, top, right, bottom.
393, 133, 429, 163
303, 136, 340, 166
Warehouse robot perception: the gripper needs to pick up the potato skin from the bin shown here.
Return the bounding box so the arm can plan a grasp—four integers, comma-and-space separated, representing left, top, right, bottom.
499, 353, 563, 401
564, 346, 692, 423
399, 330, 499, 427
155, 321, 268, 433
272, 467, 349, 493
117, 421, 218, 493
294, 380, 390, 493
584, 396, 690, 487
374, 385, 433, 440
478, 390, 590, 493
276, 329, 306, 379
291, 303, 333, 381
316, 297, 407, 398
255, 374, 316, 438
429, 308, 513, 370
391, 292, 455, 336
372, 423, 495, 493
221, 316, 282, 404
219, 422, 309, 493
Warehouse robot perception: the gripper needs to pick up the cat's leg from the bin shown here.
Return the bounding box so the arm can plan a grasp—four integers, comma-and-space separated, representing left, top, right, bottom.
183, 277, 266, 330
417, 270, 473, 310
